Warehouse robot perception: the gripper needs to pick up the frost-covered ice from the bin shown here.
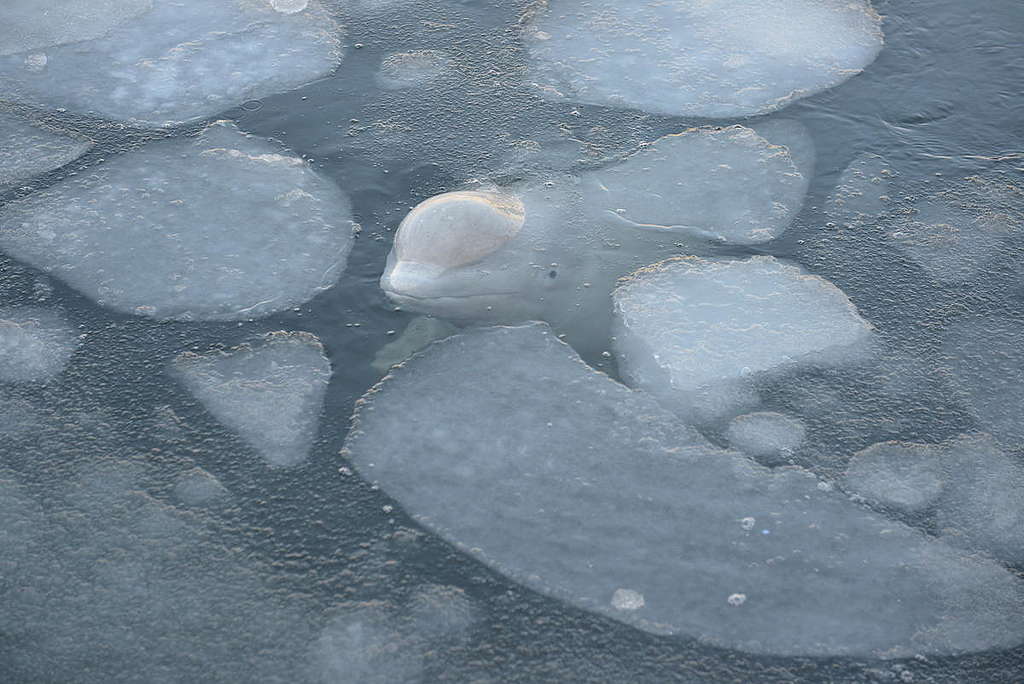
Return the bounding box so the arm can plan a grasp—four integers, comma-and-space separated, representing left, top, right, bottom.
524, 0, 884, 117
725, 412, 806, 464
344, 323, 1024, 657
0, 122, 356, 321
0, 111, 92, 186
845, 442, 945, 513
173, 332, 332, 468
381, 126, 809, 353
377, 50, 454, 89
0, 0, 341, 127
580, 126, 808, 244
407, 584, 477, 638
844, 435, 1024, 564
612, 256, 874, 421
0, 307, 78, 383
311, 606, 423, 684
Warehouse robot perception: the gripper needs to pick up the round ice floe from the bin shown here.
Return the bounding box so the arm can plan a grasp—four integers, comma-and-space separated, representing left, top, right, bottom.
407, 584, 477, 638
725, 412, 806, 464
0, 307, 78, 383
0, 122, 356, 321
172, 332, 332, 468
0, 0, 341, 127
377, 50, 453, 89
524, 0, 884, 117
0, 111, 92, 186
844, 442, 945, 513
612, 256, 874, 421
343, 323, 1024, 657
580, 126, 808, 245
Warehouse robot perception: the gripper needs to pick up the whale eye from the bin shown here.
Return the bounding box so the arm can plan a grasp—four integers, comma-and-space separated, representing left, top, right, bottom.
395, 191, 525, 269
548, 270, 558, 279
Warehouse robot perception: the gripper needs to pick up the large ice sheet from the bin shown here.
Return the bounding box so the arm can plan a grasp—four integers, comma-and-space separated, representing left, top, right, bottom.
380, 126, 809, 354
612, 256, 874, 420
343, 323, 1024, 658
0, 307, 78, 383
524, 0, 883, 117
0, 111, 92, 186
172, 332, 332, 467
0, 0, 342, 127
0, 122, 356, 321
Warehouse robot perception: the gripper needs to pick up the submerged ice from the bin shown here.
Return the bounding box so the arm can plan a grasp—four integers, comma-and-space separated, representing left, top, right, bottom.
0, 0, 341, 127
613, 256, 874, 420
343, 323, 1024, 657
0, 307, 78, 383
0, 122, 356, 321
524, 0, 883, 117
172, 332, 332, 468
844, 435, 1024, 564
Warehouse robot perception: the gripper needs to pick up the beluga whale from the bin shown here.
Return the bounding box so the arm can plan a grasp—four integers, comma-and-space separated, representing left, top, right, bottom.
380, 123, 813, 356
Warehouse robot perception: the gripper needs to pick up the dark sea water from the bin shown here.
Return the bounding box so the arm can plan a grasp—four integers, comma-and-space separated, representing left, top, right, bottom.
1, 0, 1022, 681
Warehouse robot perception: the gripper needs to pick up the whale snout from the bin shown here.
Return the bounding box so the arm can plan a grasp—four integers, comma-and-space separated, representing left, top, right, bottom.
380, 260, 447, 300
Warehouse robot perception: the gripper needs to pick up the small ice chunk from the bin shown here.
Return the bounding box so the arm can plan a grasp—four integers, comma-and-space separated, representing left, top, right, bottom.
173, 468, 229, 507
343, 323, 1024, 657
0, 122, 356, 321
725, 412, 806, 464
172, 332, 332, 468
406, 584, 477, 638
613, 256, 874, 420
524, 0, 884, 117
580, 126, 808, 244
844, 442, 945, 513
0, 307, 78, 383
270, 0, 310, 13
0, 0, 341, 127
0, 111, 92, 186
611, 589, 646, 611
377, 50, 453, 89
826, 153, 894, 226
372, 317, 458, 373
312, 606, 422, 684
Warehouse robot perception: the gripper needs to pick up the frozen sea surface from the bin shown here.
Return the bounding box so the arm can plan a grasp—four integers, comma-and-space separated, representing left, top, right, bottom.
1, 0, 1023, 680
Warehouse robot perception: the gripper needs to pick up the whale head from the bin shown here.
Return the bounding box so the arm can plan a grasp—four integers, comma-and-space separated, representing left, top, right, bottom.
381, 190, 564, 323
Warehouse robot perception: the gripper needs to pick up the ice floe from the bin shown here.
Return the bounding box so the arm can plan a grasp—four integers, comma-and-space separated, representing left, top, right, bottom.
523, 0, 884, 117
172, 332, 332, 468
0, 307, 78, 383
0, 122, 356, 321
612, 256, 874, 421
377, 50, 454, 90
0, 110, 92, 186
0, 0, 342, 127
343, 323, 1024, 657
